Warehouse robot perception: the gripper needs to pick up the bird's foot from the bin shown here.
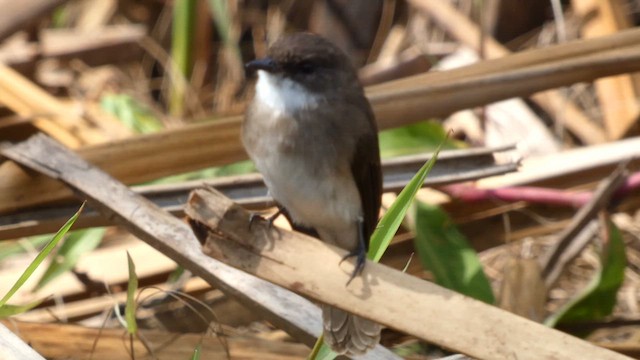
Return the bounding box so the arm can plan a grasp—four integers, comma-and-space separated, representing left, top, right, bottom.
340, 217, 368, 286
249, 207, 284, 230
340, 246, 366, 286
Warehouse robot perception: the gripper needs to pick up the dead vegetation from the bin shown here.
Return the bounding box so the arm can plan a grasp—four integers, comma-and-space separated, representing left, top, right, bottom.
2, 0, 640, 359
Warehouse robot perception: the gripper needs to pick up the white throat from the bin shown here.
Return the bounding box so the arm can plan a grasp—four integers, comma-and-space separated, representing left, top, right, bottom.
255, 70, 320, 113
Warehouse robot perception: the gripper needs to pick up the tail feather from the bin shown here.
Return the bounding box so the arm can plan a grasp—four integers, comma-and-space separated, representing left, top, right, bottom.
322, 305, 381, 356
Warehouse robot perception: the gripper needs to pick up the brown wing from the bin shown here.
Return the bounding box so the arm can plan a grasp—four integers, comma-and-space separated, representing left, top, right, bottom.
349, 100, 382, 249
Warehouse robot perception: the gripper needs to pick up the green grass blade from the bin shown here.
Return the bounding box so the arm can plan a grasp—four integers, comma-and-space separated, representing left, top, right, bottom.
545, 219, 626, 327
100, 94, 164, 134
167, 265, 185, 284
207, 0, 231, 45
0, 203, 84, 308
378, 121, 463, 158
414, 202, 495, 304
35, 227, 105, 291
368, 143, 444, 262
308, 338, 336, 360
169, 0, 196, 117
310, 141, 444, 359
0, 299, 44, 318
206, 0, 242, 62
307, 334, 335, 360
0, 236, 51, 262
172, 0, 196, 78
191, 343, 202, 360
125, 252, 139, 334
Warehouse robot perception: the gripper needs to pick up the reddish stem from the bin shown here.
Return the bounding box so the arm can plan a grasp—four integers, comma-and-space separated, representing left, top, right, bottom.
441, 171, 640, 208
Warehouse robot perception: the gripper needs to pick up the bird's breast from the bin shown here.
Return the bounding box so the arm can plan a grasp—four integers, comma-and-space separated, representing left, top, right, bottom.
243, 110, 361, 245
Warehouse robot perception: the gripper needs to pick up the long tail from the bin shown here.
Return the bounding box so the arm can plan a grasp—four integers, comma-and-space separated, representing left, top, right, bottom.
322, 304, 381, 356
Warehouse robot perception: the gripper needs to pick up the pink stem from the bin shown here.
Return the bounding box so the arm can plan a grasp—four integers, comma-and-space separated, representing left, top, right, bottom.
441, 171, 640, 208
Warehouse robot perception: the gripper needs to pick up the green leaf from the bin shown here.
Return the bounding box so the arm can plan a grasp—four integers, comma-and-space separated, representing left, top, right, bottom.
0, 203, 84, 308
378, 121, 463, 158
368, 143, 444, 262
100, 94, 163, 134
0, 299, 44, 318
309, 340, 336, 360
145, 160, 257, 185
167, 265, 185, 284
209, 160, 256, 177
310, 141, 445, 359
413, 202, 495, 304
392, 341, 425, 357
545, 220, 626, 327
0, 236, 51, 263
191, 343, 202, 360
170, 0, 197, 116
35, 228, 105, 291
51, 6, 69, 28
207, 0, 231, 45
125, 252, 139, 334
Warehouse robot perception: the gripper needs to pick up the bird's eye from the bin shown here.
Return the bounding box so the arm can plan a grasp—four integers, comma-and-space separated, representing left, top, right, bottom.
299, 62, 314, 74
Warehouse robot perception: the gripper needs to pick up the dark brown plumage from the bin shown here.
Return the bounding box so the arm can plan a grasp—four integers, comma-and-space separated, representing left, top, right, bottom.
243, 33, 382, 356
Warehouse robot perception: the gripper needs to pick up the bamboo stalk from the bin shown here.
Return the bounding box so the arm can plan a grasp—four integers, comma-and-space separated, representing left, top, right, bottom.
0, 146, 515, 239
401, 0, 610, 144
3, 30, 640, 214
185, 187, 631, 360
371, 44, 640, 130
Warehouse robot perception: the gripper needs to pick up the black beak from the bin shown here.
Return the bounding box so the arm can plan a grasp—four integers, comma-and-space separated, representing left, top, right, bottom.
245, 57, 277, 76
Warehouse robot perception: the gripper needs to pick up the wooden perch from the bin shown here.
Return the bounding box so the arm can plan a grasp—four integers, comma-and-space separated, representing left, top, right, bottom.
0, 134, 400, 360
185, 187, 631, 360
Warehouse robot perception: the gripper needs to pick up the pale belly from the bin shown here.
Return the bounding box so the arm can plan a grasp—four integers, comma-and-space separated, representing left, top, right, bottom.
253, 150, 362, 249
242, 72, 363, 249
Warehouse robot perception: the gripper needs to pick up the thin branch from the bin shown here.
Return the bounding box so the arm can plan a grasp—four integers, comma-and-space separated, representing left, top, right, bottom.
539, 163, 629, 286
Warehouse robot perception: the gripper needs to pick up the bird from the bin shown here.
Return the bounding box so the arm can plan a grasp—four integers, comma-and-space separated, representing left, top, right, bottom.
242, 32, 382, 356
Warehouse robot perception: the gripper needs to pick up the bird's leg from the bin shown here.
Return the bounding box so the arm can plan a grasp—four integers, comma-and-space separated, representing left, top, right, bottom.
249, 206, 285, 230
340, 217, 367, 286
